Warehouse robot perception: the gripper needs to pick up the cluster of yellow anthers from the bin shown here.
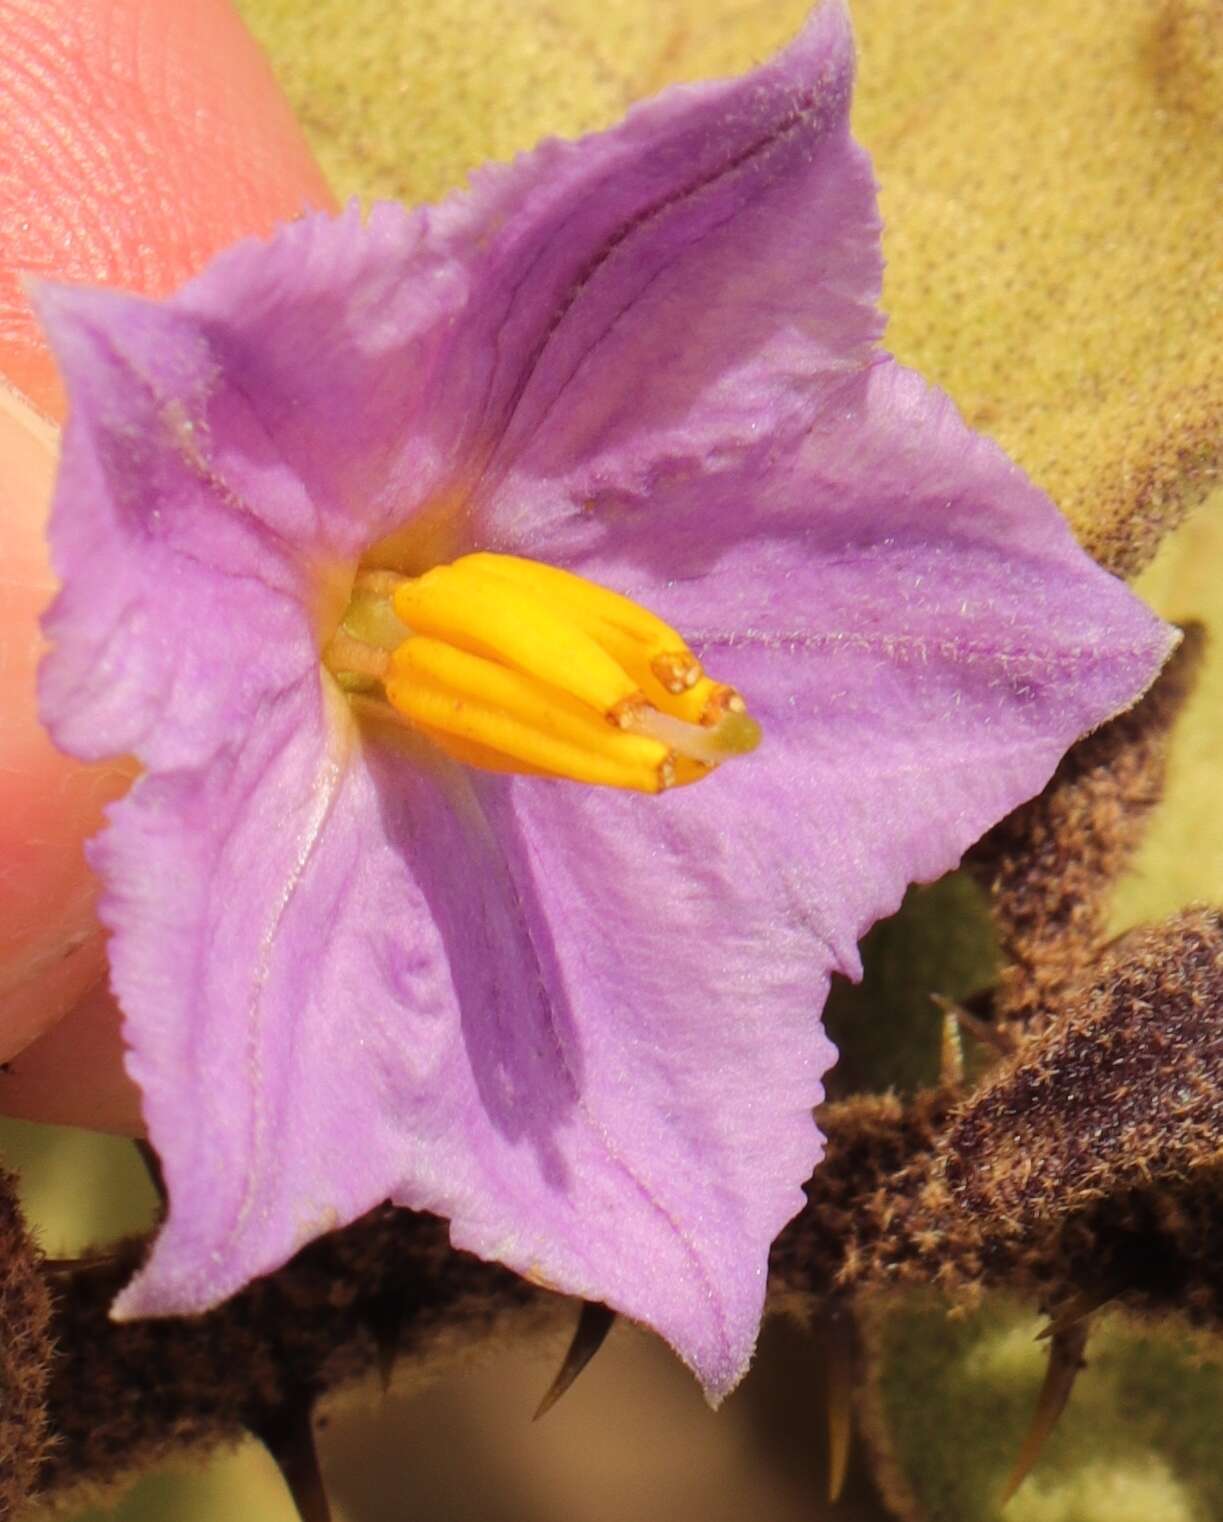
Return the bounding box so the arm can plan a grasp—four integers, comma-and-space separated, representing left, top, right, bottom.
324, 552, 761, 793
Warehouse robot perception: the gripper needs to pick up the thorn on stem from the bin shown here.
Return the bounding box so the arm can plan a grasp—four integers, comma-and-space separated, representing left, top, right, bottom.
43, 1250, 121, 1276
366, 1291, 406, 1395
824, 1304, 855, 1504
1002, 1319, 1090, 1505
133, 1140, 167, 1206
1035, 1290, 1113, 1341
533, 1301, 616, 1421
930, 993, 1018, 1058
936, 1002, 965, 1085
249, 1391, 332, 1522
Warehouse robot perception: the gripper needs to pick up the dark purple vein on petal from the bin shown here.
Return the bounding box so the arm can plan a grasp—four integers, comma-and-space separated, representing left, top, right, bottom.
471, 76, 850, 484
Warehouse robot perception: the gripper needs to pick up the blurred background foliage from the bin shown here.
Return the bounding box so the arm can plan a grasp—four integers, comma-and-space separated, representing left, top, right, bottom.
863, 1296, 1223, 1522
16, 0, 1221, 1516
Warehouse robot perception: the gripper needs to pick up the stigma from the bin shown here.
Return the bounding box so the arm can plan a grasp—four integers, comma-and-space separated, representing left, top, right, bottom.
323, 552, 761, 794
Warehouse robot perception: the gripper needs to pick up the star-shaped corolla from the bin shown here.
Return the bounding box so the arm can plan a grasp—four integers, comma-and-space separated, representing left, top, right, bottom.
34, 1, 1173, 1400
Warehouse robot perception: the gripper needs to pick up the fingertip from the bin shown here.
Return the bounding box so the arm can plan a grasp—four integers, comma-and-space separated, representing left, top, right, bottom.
0, 980, 144, 1136
0, 0, 335, 1101
0, 0, 337, 417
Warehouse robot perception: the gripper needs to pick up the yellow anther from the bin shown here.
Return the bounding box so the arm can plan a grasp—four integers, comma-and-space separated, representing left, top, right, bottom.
386, 638, 673, 793
332, 550, 760, 793
451, 553, 725, 720
651, 650, 702, 694
394, 562, 641, 717
455, 553, 682, 654
405, 723, 552, 778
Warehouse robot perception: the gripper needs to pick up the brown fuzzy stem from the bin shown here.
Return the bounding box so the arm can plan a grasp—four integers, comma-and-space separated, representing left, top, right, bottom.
815, 911, 1223, 1307
26, 1066, 1223, 1514
33, 1206, 560, 1510
965, 624, 1204, 1034
0, 1164, 52, 1517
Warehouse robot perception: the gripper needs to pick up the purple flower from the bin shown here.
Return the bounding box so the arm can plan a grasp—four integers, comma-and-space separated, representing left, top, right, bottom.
35, 1, 1172, 1400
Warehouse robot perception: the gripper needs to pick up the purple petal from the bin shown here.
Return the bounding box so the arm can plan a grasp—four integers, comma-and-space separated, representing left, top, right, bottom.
428, 0, 880, 521
185, 0, 873, 566
38, 0, 875, 656
33, 0, 1177, 1411
36, 198, 476, 768
37, 268, 843, 1394
513, 357, 1176, 983
107, 707, 833, 1400
35, 283, 317, 769
452, 349, 1176, 1384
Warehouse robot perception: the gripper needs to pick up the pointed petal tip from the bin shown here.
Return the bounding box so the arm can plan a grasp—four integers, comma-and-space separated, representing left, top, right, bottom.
107, 1287, 139, 1325
27, 276, 131, 340
1154, 616, 1185, 676
775, 0, 857, 98
24, 278, 95, 362
108, 1273, 162, 1324
108, 1252, 232, 1326
693, 1339, 757, 1412
25, 281, 177, 432
1090, 611, 1184, 733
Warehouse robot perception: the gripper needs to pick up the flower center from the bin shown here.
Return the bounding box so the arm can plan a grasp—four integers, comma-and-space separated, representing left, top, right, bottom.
323, 552, 760, 794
